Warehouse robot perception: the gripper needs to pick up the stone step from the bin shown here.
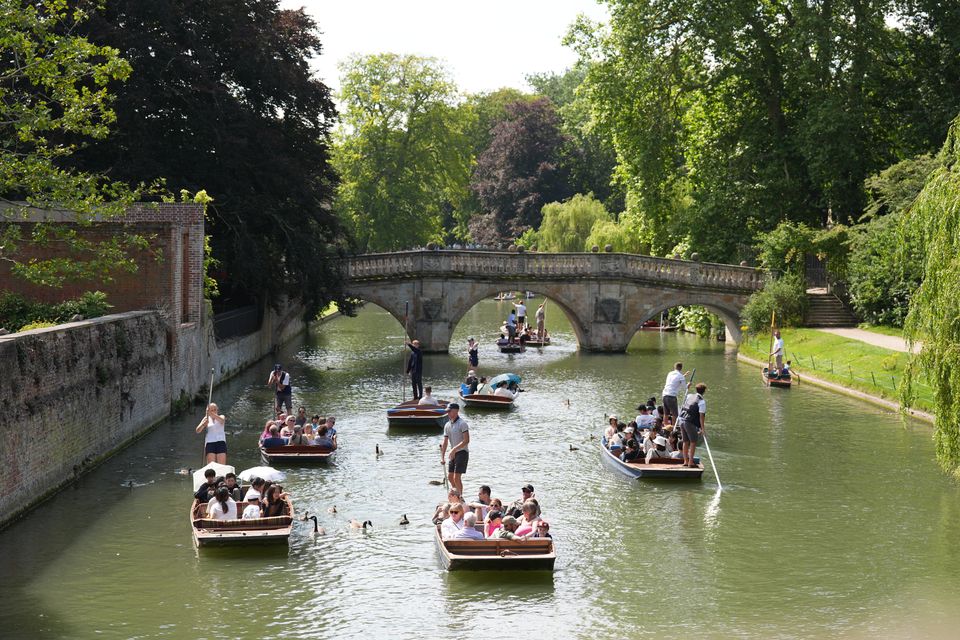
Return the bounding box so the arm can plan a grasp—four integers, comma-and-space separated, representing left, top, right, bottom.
804, 292, 858, 327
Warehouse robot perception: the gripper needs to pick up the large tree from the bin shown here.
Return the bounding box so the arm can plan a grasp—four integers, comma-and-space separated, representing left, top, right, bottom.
470, 97, 569, 243
0, 0, 149, 288
334, 53, 475, 251
71, 0, 345, 313
569, 0, 960, 262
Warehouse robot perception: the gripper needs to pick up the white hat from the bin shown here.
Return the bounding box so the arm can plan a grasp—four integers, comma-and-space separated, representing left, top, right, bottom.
654, 435, 668, 447
625, 426, 635, 433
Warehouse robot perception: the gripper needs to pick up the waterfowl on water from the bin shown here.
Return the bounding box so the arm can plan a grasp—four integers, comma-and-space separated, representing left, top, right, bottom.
349, 519, 372, 530
399, 514, 409, 526
328, 505, 337, 514
299, 511, 310, 521
175, 467, 193, 476
307, 515, 325, 536
427, 480, 444, 486
569, 444, 579, 451
375, 444, 383, 457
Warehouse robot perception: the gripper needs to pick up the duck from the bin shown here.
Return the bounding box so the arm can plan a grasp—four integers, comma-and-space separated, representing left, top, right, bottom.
569, 444, 579, 451
174, 467, 193, 476
349, 519, 372, 530
307, 515, 325, 537
427, 480, 444, 486
327, 505, 337, 514
375, 444, 383, 457
399, 514, 409, 526
299, 510, 310, 521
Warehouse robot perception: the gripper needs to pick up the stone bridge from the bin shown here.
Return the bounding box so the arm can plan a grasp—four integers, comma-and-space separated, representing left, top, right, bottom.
343, 250, 766, 352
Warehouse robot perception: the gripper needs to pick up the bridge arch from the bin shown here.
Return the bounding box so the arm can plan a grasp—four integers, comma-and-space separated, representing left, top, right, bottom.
445, 283, 589, 348
627, 296, 744, 346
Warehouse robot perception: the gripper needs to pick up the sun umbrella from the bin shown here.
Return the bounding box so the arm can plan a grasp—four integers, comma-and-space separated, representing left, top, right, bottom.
489, 373, 522, 387
192, 462, 235, 492
238, 466, 286, 483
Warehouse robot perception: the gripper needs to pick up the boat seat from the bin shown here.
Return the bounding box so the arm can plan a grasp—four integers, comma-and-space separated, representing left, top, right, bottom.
263, 445, 333, 453
444, 539, 552, 555
193, 501, 292, 528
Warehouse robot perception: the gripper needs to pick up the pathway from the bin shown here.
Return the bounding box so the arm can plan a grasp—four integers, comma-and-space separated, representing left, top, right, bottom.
815, 327, 920, 354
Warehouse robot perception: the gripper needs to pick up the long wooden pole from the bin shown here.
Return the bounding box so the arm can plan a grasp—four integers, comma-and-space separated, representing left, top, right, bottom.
202, 366, 214, 466
402, 301, 409, 402
687, 368, 722, 490
766, 310, 777, 375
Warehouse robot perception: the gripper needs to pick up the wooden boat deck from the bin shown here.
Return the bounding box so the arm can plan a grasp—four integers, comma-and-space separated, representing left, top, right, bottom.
260, 445, 335, 464
458, 392, 514, 410
434, 525, 555, 571
190, 497, 293, 547
599, 439, 703, 479
762, 367, 793, 389
387, 399, 448, 427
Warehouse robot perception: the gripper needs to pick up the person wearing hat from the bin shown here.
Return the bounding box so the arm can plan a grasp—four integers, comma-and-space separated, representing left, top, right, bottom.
267, 364, 293, 414
645, 435, 670, 463
440, 403, 470, 494
507, 484, 536, 517
620, 438, 641, 462
464, 369, 479, 394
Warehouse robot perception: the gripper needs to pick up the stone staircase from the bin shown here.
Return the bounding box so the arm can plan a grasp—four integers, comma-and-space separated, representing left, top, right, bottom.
804, 291, 858, 327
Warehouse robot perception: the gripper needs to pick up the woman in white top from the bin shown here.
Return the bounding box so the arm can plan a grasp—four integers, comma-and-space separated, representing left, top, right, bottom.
196, 403, 227, 464
207, 487, 238, 520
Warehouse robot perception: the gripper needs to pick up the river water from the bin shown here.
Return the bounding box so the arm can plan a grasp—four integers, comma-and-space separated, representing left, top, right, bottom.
1, 300, 959, 639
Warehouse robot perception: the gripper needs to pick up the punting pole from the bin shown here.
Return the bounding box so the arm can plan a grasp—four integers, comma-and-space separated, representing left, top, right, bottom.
686, 368, 722, 491
402, 301, 409, 403
766, 310, 777, 377
202, 366, 214, 466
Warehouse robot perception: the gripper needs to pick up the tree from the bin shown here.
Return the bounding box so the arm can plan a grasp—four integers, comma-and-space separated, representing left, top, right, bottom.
334, 53, 475, 251
901, 115, 960, 476
72, 0, 345, 314
470, 98, 569, 243
0, 0, 150, 288
584, 211, 647, 254
568, 1, 957, 263
536, 194, 611, 252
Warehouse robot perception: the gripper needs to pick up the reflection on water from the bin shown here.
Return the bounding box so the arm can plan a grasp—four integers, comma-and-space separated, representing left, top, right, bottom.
1, 300, 959, 639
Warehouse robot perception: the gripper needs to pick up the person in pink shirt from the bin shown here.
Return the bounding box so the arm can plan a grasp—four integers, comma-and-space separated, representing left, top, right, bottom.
514, 500, 541, 537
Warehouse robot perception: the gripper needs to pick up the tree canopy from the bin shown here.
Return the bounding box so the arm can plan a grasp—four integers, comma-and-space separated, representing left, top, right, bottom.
71, 0, 345, 313
0, 0, 150, 288
334, 53, 475, 251
534, 193, 611, 252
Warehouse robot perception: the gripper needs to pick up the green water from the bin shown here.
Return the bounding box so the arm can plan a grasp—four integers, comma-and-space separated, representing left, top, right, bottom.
1, 300, 959, 639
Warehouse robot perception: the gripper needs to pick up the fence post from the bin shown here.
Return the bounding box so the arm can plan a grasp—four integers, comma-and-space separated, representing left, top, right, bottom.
892, 375, 897, 389
811, 355, 816, 370
871, 372, 877, 386
848, 365, 853, 378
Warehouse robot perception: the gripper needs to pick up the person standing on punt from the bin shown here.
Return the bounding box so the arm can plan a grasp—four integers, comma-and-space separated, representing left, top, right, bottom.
770, 330, 785, 376
513, 299, 527, 331
267, 364, 292, 414
467, 337, 479, 368
406, 339, 424, 400
661, 362, 689, 426
440, 403, 470, 495
196, 402, 227, 464
535, 300, 546, 339
679, 383, 707, 468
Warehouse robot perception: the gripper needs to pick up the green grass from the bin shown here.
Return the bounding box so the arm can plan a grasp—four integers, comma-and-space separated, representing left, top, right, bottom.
857, 323, 905, 338
741, 327, 935, 413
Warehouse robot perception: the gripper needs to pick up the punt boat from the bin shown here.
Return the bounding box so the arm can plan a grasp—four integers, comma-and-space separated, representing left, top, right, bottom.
599, 437, 703, 479
762, 366, 793, 389
434, 525, 556, 571
523, 336, 551, 347
260, 444, 335, 465
189, 494, 294, 547
387, 398, 448, 428
458, 384, 515, 410
497, 338, 523, 353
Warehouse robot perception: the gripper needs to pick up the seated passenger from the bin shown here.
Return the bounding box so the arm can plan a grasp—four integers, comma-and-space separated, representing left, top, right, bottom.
325, 416, 339, 446
294, 406, 308, 427
432, 502, 451, 526
287, 424, 310, 445
453, 512, 485, 540
532, 520, 552, 539
491, 515, 524, 541
418, 386, 439, 406
476, 376, 490, 394
259, 419, 277, 441
194, 468, 218, 503
667, 431, 682, 458
465, 370, 478, 394
645, 435, 670, 463
621, 438, 641, 462
441, 504, 466, 539
604, 416, 618, 442
636, 404, 656, 429
468, 485, 492, 520
243, 477, 265, 502
506, 484, 535, 517
206, 486, 238, 520
280, 415, 297, 438
261, 425, 287, 448
485, 510, 503, 538
782, 360, 792, 376
224, 472, 243, 501
261, 485, 287, 517
515, 500, 541, 536
609, 424, 629, 453
312, 426, 335, 449
655, 405, 666, 429
494, 383, 515, 399
241, 499, 262, 519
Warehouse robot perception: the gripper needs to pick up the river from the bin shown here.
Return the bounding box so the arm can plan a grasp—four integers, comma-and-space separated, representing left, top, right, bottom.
1, 300, 958, 639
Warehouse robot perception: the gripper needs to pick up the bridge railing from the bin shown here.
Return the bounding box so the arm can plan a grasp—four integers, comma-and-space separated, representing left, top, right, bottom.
345, 250, 766, 292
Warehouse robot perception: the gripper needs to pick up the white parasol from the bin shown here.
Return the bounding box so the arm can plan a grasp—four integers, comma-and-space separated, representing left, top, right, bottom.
192, 462, 235, 492
238, 466, 286, 483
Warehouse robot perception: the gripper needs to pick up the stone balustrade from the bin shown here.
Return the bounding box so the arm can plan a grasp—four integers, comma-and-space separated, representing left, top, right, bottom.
345, 250, 765, 293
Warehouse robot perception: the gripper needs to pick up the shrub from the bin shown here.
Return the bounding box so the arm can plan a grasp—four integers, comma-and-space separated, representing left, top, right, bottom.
0, 291, 113, 331
18, 321, 57, 332
741, 273, 808, 334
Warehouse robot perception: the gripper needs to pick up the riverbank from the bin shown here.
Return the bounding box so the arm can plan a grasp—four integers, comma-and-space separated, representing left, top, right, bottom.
738, 328, 934, 418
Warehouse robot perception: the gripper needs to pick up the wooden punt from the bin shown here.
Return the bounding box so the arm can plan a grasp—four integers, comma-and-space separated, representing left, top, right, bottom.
497, 340, 524, 353
434, 525, 556, 571
190, 496, 293, 547
762, 367, 793, 389
387, 399, 448, 428
260, 444, 335, 465
457, 391, 515, 410
599, 438, 703, 479
524, 337, 551, 347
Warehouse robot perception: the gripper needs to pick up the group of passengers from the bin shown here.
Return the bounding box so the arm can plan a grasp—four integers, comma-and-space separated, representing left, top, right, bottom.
433, 484, 552, 541
462, 372, 518, 399
259, 406, 338, 450
193, 468, 289, 520
604, 397, 684, 464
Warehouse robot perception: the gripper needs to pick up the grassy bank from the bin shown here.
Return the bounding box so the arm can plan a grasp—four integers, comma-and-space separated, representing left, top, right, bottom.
740, 328, 934, 413
858, 324, 905, 338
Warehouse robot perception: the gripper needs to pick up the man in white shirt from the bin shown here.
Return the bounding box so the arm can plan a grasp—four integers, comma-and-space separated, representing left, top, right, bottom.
440, 403, 470, 494
513, 300, 527, 330
453, 511, 484, 540
771, 330, 785, 376
494, 384, 515, 399
418, 386, 439, 406
661, 362, 689, 426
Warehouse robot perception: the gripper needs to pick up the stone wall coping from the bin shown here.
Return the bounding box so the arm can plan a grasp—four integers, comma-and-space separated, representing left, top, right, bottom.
0, 310, 159, 343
